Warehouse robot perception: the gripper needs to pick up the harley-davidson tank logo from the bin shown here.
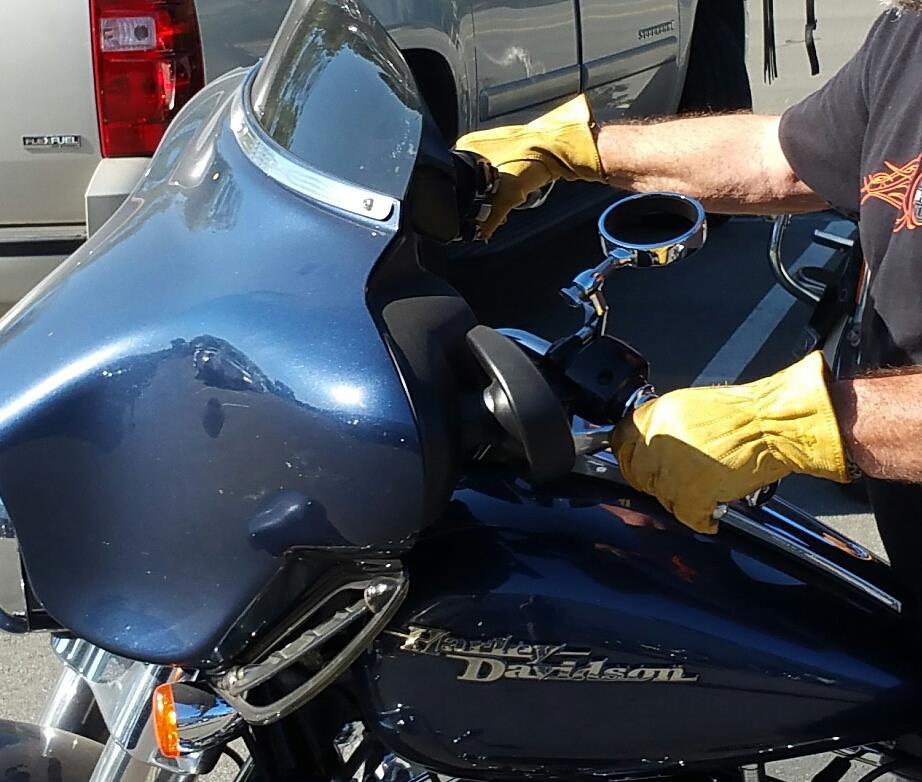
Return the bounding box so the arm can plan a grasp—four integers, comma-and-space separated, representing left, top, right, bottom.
389, 626, 698, 684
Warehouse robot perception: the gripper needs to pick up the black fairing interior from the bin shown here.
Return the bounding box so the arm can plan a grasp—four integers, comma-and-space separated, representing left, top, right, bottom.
368, 238, 480, 526
367, 110, 484, 524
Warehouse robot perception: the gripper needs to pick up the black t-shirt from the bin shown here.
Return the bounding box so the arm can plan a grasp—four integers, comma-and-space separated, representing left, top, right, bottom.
780, 9, 922, 368
779, 10, 922, 605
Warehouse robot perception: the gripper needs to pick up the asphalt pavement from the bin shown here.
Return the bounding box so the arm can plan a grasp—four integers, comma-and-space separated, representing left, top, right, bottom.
0, 1, 895, 780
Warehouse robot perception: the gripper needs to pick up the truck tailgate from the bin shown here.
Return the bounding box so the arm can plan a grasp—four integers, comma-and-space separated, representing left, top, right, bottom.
0, 0, 101, 228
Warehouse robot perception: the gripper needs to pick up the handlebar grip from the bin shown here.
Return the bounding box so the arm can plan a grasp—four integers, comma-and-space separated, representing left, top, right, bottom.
451, 150, 499, 242
616, 400, 779, 522
621, 386, 780, 523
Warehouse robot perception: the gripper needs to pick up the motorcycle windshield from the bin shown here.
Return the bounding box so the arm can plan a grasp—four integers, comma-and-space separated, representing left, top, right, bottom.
249, 0, 422, 200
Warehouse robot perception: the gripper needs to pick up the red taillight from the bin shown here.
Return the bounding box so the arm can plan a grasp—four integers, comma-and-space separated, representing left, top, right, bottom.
90, 0, 204, 157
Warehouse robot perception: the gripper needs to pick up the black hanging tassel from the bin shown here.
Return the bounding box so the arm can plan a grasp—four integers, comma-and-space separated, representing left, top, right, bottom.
763, 0, 779, 83
805, 0, 820, 75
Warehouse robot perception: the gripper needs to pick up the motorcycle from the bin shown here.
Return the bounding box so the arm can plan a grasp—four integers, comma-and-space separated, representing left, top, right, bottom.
0, 2, 921, 782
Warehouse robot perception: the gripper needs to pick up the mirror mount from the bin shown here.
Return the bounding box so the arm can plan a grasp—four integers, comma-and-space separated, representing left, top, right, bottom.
560, 246, 634, 340
561, 192, 707, 340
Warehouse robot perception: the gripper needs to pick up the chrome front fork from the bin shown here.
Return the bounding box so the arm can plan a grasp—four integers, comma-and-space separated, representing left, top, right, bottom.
40, 664, 104, 738
42, 665, 190, 782
39, 638, 211, 782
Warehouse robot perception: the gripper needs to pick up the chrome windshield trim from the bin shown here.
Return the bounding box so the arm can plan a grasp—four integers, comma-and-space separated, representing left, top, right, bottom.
230, 69, 398, 223
723, 507, 902, 614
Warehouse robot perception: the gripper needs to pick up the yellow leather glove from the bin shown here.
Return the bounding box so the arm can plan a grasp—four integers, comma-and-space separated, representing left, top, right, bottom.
454, 95, 605, 238
611, 352, 849, 534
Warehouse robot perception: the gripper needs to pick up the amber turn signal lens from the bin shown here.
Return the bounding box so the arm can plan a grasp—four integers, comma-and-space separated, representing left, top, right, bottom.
153, 683, 180, 759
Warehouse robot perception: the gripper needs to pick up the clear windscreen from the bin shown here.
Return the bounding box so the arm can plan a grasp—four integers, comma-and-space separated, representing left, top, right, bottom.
250, 0, 422, 200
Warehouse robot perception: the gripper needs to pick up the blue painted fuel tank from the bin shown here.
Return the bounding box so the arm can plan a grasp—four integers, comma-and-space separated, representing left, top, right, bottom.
357, 471, 922, 780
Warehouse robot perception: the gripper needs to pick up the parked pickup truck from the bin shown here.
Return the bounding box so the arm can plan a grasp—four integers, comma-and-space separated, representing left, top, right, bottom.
0, 0, 749, 305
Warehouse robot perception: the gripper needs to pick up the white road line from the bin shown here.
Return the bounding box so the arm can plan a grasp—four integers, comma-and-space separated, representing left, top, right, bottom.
692, 219, 855, 387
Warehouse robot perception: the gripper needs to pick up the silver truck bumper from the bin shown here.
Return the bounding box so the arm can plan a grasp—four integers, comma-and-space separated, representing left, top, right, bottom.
85, 157, 149, 236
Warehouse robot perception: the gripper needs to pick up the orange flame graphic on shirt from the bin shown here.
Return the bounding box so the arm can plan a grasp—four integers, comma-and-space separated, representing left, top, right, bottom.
860, 153, 922, 233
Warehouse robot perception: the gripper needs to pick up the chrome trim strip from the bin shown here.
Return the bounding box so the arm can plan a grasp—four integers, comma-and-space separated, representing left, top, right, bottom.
229, 70, 398, 223
479, 64, 580, 121
567, 458, 901, 614
219, 582, 375, 696
581, 38, 677, 90
764, 499, 872, 561
723, 508, 902, 613
213, 572, 408, 725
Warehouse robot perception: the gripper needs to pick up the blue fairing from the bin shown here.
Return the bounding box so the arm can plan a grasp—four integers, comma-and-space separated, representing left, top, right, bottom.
0, 71, 425, 666
357, 471, 922, 779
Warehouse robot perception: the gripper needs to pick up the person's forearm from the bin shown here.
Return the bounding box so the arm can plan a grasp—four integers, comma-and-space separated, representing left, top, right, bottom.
830, 369, 922, 481
595, 114, 826, 215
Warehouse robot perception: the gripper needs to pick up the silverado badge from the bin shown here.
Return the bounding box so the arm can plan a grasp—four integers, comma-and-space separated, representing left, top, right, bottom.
389, 626, 698, 684
638, 20, 675, 41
